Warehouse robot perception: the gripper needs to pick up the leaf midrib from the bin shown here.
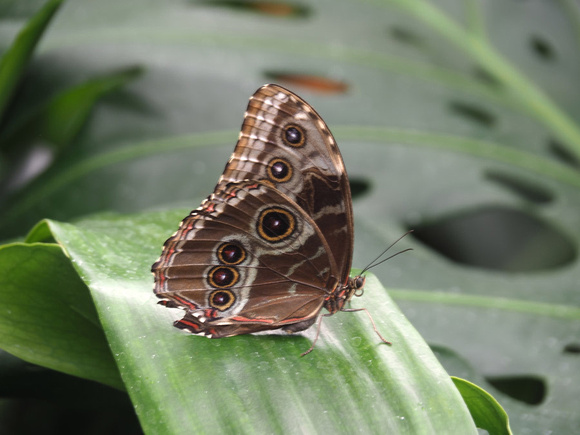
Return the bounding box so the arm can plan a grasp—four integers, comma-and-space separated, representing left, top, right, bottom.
390, 288, 580, 319
4, 127, 580, 231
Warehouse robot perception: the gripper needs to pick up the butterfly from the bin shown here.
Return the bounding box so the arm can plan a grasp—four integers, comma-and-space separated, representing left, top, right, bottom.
152, 84, 389, 355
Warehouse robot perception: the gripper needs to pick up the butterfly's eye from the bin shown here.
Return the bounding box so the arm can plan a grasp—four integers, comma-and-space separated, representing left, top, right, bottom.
267, 158, 293, 183
283, 124, 306, 147
257, 207, 296, 242
209, 289, 235, 311
208, 266, 239, 288
217, 242, 246, 265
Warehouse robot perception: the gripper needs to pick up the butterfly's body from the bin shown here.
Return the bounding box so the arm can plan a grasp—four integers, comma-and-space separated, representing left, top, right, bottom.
152, 84, 383, 352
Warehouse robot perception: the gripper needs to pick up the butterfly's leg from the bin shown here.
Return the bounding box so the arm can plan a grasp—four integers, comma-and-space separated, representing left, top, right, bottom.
300, 314, 332, 357
341, 308, 391, 345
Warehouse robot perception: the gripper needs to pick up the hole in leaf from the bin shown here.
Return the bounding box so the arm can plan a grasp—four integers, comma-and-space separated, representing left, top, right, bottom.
530, 35, 555, 61
349, 177, 371, 200
412, 206, 576, 272
484, 170, 553, 204
548, 138, 580, 169
263, 72, 348, 94
389, 26, 424, 47
449, 101, 495, 127
563, 343, 580, 354
198, 1, 310, 17
486, 375, 546, 405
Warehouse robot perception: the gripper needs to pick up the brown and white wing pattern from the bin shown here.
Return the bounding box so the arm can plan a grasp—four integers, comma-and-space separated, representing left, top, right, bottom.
152, 84, 361, 343
152, 181, 341, 337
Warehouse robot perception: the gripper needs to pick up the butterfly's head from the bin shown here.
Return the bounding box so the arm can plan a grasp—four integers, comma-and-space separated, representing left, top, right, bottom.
353, 275, 365, 289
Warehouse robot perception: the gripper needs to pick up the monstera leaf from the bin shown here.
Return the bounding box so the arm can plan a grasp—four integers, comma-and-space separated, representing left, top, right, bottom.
1, 0, 579, 433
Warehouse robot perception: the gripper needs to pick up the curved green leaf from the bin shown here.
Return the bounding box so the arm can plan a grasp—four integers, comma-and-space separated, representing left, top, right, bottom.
452, 376, 512, 435
0, 65, 144, 154
0, 239, 122, 389
0, 0, 64, 122
32, 214, 476, 434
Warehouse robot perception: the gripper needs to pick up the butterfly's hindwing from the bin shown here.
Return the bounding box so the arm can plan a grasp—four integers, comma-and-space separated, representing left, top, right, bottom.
153, 180, 340, 337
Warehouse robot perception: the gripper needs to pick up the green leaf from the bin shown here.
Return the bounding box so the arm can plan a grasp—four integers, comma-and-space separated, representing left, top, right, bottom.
0, 0, 64, 122
452, 376, 512, 435
0, 65, 144, 154
25, 214, 475, 434
0, 237, 123, 389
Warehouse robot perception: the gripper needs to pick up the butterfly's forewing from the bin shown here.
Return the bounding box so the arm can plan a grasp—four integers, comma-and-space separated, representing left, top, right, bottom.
219, 85, 354, 284
153, 181, 342, 337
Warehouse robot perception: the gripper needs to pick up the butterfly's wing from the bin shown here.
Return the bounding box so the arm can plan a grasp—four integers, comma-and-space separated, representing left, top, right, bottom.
152, 181, 342, 337
219, 84, 354, 284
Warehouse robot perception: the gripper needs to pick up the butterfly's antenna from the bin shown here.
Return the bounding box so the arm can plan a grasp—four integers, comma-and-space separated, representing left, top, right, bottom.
360, 230, 414, 275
